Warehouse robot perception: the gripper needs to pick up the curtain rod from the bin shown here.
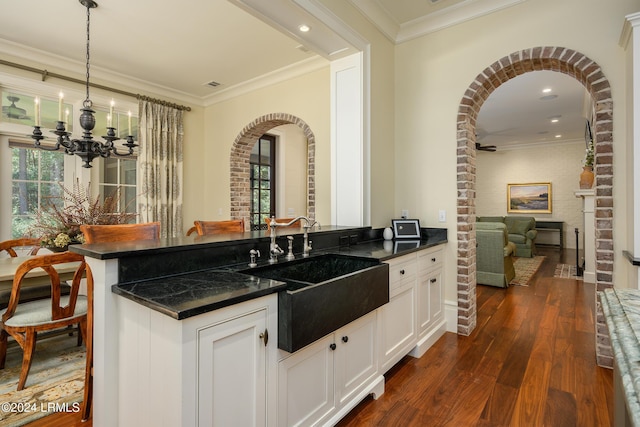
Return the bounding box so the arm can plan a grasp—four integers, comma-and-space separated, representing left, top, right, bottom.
0, 59, 192, 112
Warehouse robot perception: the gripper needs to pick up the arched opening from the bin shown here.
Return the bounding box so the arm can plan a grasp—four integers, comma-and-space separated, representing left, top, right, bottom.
456, 47, 614, 366
229, 113, 316, 228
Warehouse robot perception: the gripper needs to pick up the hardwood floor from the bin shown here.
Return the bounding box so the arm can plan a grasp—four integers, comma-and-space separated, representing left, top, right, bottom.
337, 246, 613, 427
27, 248, 612, 427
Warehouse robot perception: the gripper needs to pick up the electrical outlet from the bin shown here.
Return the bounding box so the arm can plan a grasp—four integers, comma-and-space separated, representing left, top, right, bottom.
438, 210, 446, 222
401, 209, 409, 219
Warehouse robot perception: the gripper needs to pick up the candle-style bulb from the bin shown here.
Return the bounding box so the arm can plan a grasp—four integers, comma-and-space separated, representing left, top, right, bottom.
58, 92, 64, 122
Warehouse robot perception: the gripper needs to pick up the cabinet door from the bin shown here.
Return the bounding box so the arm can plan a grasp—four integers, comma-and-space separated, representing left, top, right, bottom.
197, 309, 268, 427
334, 311, 378, 407
417, 269, 443, 336
378, 282, 417, 373
278, 335, 335, 427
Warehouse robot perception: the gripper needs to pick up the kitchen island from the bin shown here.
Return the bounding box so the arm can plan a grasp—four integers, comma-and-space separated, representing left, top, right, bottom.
72, 225, 447, 426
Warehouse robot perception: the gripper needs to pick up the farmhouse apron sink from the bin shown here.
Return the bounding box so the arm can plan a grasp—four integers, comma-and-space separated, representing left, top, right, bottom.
241, 254, 389, 352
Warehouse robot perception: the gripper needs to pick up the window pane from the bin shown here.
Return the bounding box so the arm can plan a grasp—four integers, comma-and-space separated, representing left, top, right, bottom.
12, 182, 38, 215
40, 151, 64, 182
12, 148, 38, 181
103, 157, 118, 183
260, 166, 270, 181
12, 215, 34, 239
121, 158, 137, 185
123, 187, 137, 214
260, 193, 270, 213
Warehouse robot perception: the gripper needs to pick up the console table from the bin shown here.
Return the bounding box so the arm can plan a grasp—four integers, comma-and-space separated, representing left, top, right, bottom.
536, 220, 564, 249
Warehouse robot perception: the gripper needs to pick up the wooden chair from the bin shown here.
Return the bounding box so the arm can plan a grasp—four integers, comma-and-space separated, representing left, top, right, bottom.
0, 252, 89, 391
265, 217, 301, 230
193, 219, 245, 236
186, 226, 197, 236
0, 238, 42, 258
80, 221, 161, 244
78, 221, 161, 421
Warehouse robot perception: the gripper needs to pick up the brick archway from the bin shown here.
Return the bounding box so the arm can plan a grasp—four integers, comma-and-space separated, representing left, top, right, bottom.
230, 113, 316, 228
456, 47, 613, 366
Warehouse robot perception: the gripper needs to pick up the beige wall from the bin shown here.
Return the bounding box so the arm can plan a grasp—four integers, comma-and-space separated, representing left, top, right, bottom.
182, 67, 331, 228
476, 142, 585, 249
393, 0, 636, 300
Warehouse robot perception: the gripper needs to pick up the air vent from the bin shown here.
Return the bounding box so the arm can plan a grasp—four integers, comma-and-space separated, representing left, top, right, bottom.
205, 81, 221, 88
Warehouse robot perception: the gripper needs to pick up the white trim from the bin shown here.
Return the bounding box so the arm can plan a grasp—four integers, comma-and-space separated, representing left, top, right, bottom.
444, 299, 458, 332
349, 0, 527, 44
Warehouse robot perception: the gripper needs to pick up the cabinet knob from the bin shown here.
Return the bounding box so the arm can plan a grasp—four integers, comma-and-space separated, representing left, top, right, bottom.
342, 336, 349, 343
430, 278, 437, 284
400, 269, 405, 275
259, 329, 269, 347
329, 343, 337, 351
431, 257, 436, 262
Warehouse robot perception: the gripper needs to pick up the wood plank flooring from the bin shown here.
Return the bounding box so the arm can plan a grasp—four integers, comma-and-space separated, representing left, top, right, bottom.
28, 247, 611, 427
337, 247, 613, 427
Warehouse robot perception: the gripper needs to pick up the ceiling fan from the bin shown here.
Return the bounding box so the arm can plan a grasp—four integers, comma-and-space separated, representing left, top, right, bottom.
475, 142, 497, 152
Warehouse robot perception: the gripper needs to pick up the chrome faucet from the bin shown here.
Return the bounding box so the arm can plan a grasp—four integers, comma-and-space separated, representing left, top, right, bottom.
269, 215, 320, 264
268, 216, 319, 260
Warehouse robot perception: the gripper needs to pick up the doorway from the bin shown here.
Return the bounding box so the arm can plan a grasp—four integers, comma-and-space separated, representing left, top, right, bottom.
455, 46, 614, 367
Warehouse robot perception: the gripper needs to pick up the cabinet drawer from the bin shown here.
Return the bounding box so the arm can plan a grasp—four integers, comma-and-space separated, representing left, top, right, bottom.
386, 255, 417, 291
418, 247, 443, 272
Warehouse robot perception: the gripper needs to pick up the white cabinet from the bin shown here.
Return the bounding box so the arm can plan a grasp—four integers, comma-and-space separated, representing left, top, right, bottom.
277, 311, 383, 427
379, 245, 447, 372
378, 252, 417, 373
411, 246, 446, 358
117, 294, 278, 427
197, 307, 270, 426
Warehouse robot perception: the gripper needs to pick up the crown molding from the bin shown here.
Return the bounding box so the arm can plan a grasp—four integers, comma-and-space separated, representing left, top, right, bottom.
620, 12, 640, 49
489, 137, 583, 152
203, 56, 328, 106
0, 39, 203, 107
350, 0, 526, 44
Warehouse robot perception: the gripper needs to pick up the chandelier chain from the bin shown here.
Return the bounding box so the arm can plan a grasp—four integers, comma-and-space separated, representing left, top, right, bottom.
85, 3, 91, 106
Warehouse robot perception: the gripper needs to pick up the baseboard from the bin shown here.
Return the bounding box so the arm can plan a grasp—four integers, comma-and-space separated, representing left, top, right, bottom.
324, 374, 385, 426
444, 299, 458, 332
409, 319, 447, 358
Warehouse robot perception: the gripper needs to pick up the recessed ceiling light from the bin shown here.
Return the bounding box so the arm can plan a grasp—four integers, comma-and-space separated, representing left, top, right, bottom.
555, 134, 562, 138
542, 88, 552, 93
551, 118, 559, 123
298, 24, 311, 32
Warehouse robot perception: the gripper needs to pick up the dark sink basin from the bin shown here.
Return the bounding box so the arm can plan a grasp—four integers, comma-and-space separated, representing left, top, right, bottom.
240, 254, 389, 352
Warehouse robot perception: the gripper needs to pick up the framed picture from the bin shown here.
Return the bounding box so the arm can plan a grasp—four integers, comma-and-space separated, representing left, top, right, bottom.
391, 219, 421, 239
507, 183, 552, 214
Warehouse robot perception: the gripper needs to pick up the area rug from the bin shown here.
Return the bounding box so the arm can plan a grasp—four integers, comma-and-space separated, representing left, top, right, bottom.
509, 256, 545, 286
0, 334, 86, 426
554, 263, 580, 279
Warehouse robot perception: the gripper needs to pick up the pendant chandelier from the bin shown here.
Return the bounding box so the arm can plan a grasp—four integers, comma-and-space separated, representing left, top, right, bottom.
30, 0, 137, 168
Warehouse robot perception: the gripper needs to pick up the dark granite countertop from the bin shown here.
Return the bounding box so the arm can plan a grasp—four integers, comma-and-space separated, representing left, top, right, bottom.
113, 269, 288, 320
110, 228, 447, 320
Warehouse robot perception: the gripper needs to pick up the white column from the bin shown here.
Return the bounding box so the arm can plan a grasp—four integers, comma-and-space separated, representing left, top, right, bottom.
575, 190, 595, 283
331, 53, 368, 226
621, 12, 640, 288
85, 257, 121, 427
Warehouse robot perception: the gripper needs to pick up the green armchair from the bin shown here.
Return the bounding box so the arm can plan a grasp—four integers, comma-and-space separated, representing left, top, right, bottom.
476, 222, 516, 288
478, 216, 538, 257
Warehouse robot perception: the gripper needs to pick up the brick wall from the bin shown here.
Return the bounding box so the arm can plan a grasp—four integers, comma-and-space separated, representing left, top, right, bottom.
229, 113, 316, 227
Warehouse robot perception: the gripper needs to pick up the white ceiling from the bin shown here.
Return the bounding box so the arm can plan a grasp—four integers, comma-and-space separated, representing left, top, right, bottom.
0, 0, 588, 148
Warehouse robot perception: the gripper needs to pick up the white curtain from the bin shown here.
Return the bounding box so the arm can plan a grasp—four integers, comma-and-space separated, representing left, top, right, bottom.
138, 100, 184, 238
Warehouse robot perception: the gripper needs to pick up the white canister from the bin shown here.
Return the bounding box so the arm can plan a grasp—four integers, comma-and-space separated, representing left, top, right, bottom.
383, 227, 393, 240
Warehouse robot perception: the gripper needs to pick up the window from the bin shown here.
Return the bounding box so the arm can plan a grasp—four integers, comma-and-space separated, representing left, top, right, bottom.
97, 157, 137, 219
2, 88, 139, 239
250, 134, 276, 230
10, 145, 65, 238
